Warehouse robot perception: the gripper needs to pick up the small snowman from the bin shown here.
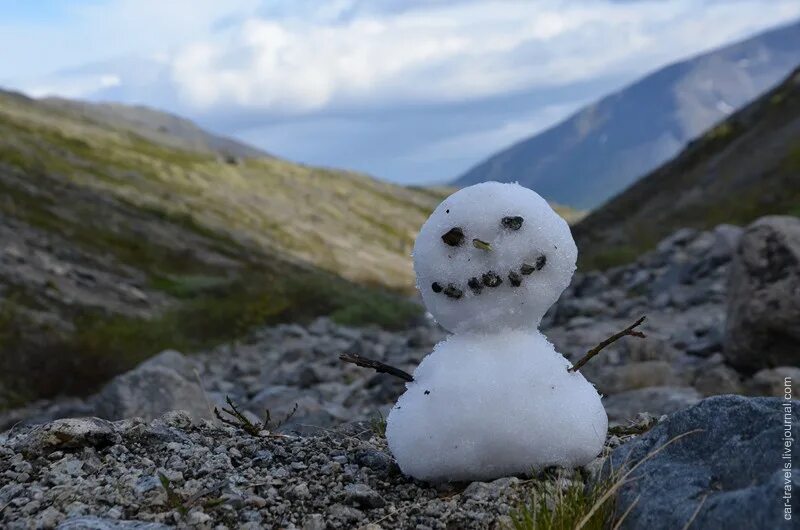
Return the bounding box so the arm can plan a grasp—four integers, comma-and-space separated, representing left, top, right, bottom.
386, 181, 608, 482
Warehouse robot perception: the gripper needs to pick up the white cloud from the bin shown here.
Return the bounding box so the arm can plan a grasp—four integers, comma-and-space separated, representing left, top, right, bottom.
168, 0, 800, 113
27, 73, 121, 99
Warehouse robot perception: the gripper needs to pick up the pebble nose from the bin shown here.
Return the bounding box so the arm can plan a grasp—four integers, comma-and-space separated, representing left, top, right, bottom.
472, 238, 492, 251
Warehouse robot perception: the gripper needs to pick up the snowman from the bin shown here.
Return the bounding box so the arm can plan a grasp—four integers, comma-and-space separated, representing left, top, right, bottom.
385, 181, 608, 482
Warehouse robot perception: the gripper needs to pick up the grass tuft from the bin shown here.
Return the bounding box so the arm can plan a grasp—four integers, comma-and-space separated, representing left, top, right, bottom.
370, 410, 387, 437
509, 473, 616, 530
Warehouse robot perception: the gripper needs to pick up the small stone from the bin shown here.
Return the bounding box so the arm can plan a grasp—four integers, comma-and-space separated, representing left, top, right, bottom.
482, 271, 503, 288
431, 282, 443, 293
302, 514, 326, 530
520, 263, 536, 275
441, 227, 465, 246
186, 511, 212, 525
443, 284, 463, 299
354, 449, 394, 474
344, 483, 385, 508
246, 495, 267, 508
288, 483, 310, 499
501, 216, 524, 230
508, 271, 522, 287
467, 277, 483, 294
328, 503, 365, 523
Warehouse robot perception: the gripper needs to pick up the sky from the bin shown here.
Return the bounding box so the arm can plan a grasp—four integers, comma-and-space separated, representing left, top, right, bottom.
1, 0, 799, 184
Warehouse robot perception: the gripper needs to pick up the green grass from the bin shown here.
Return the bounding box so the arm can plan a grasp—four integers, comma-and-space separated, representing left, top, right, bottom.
510, 473, 617, 530
0, 269, 420, 406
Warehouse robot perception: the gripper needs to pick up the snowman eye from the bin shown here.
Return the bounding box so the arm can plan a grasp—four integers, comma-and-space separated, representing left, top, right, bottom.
501, 216, 524, 230
441, 227, 465, 246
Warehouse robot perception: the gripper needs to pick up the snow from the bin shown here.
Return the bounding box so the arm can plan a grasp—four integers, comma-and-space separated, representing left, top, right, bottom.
386, 330, 608, 482
387, 181, 607, 482
412, 181, 577, 334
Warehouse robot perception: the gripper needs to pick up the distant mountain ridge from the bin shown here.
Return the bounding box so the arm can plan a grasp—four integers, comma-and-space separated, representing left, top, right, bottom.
454, 20, 800, 209
573, 66, 800, 270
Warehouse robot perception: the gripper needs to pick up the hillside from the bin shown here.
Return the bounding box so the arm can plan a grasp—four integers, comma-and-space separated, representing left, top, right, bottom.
0, 90, 443, 406
454, 20, 800, 209
573, 66, 800, 270
41, 97, 269, 159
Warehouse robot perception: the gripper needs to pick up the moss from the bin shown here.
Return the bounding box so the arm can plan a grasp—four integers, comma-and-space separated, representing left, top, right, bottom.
149, 274, 234, 299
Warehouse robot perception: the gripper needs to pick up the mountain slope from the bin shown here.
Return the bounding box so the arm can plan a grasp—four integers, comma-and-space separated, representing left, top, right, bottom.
573, 67, 800, 270
0, 89, 443, 406
40, 97, 268, 159
455, 20, 800, 209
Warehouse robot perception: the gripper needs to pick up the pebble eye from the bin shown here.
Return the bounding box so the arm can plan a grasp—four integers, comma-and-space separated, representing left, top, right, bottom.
441, 227, 465, 246
502, 216, 524, 230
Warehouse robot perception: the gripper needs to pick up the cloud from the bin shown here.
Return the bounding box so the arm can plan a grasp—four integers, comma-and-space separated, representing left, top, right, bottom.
2, 0, 799, 185
168, 0, 800, 113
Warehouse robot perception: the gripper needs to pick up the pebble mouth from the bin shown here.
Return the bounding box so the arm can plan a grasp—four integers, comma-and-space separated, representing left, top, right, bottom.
431, 255, 546, 299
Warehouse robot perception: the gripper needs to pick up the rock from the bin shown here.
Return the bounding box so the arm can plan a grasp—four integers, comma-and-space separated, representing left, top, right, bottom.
57, 517, 172, 529
724, 216, 800, 372
344, 483, 385, 508
7, 417, 118, 457
247, 386, 335, 428
302, 514, 326, 530
692, 363, 743, 397
462, 477, 519, 502
603, 387, 702, 424
354, 449, 395, 474
609, 396, 798, 530
594, 361, 680, 395
684, 326, 723, 357
92, 351, 210, 421
655, 228, 698, 253
746, 366, 800, 397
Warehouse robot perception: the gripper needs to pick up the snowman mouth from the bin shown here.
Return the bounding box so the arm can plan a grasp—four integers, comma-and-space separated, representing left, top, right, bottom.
430, 254, 546, 300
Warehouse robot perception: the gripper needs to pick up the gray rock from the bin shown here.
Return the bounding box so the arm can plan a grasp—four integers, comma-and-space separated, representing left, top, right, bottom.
746, 366, 800, 397
595, 361, 681, 395
354, 448, 395, 474
93, 351, 210, 421
344, 483, 385, 509
610, 395, 798, 530
684, 326, 723, 357
58, 517, 172, 529
724, 216, 800, 371
656, 228, 698, 253
462, 477, 519, 502
692, 363, 743, 397
8, 417, 118, 457
603, 386, 702, 424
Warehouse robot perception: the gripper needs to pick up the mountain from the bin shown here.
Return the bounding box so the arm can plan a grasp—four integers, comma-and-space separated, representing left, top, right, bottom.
0, 89, 444, 406
454, 20, 800, 210
573, 66, 800, 270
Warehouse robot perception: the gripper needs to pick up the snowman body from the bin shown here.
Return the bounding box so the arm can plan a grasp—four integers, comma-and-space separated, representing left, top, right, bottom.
386, 182, 607, 482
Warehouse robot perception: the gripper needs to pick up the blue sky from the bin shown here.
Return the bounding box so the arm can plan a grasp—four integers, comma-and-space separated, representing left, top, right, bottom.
1, 0, 798, 184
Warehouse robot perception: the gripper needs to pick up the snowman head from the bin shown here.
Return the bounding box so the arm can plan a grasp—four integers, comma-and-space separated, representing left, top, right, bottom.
413, 182, 577, 333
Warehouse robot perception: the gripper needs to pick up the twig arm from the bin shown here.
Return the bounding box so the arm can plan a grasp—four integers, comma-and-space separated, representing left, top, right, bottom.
339, 353, 414, 382
568, 316, 647, 373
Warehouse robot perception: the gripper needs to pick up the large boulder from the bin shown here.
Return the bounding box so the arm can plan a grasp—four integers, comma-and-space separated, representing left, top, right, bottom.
92, 350, 211, 421
609, 395, 798, 530
724, 216, 800, 372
